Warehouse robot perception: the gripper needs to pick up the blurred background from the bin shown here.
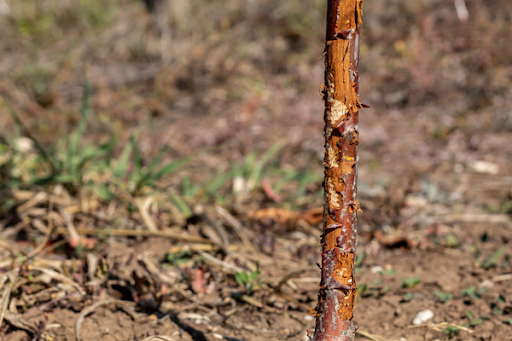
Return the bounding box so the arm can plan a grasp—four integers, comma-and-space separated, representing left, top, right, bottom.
0, 0, 511, 340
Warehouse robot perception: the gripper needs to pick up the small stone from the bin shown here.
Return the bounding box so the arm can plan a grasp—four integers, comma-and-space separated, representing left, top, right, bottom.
480, 280, 494, 288
471, 161, 499, 175
412, 309, 434, 325
405, 196, 428, 208
371, 266, 383, 273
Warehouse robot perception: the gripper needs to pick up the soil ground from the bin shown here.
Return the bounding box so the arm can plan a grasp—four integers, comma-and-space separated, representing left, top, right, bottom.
0, 0, 511, 340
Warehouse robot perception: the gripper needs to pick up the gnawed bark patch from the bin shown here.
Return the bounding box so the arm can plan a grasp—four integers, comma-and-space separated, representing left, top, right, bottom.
312, 0, 364, 340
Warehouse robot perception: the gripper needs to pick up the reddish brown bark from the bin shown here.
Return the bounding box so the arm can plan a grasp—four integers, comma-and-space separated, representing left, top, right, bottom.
310, 1, 364, 340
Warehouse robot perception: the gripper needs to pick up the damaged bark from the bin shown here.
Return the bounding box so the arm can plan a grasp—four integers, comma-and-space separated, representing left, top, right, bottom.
310, 1, 364, 340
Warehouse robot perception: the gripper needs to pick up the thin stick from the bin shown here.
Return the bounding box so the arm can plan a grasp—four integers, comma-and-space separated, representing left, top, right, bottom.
274, 266, 318, 293
0, 270, 18, 331
141, 337, 178, 341
198, 251, 245, 273
356, 330, 400, 341
53, 227, 212, 244
27, 199, 54, 259
215, 206, 255, 252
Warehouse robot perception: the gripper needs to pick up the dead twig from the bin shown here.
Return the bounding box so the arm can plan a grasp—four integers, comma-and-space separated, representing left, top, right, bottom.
27, 200, 54, 259
422, 214, 511, 225
235, 294, 277, 313
480, 273, 512, 287
141, 336, 178, 341
0, 239, 19, 253
53, 226, 211, 244
356, 330, 401, 341
262, 285, 311, 312
198, 251, 245, 273
137, 252, 178, 286
0, 274, 12, 331
16, 192, 49, 214
29, 265, 84, 293
408, 321, 473, 333
191, 213, 230, 254
4, 310, 36, 333
167, 243, 239, 254
215, 206, 255, 253
135, 197, 158, 232
0, 270, 19, 332
274, 266, 318, 293
23, 291, 81, 318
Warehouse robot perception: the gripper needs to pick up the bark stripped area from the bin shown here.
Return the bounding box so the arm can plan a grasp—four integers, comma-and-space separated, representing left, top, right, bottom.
311, 1, 363, 340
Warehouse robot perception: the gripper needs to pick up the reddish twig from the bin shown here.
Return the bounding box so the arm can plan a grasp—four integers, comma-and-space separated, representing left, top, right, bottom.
311, 1, 365, 340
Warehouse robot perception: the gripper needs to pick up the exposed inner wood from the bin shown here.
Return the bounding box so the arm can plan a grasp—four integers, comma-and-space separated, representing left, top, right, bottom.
312, 0, 364, 340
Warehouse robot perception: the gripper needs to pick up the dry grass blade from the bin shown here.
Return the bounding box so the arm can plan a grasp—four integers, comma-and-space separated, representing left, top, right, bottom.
0, 276, 11, 330
177, 312, 210, 323
23, 291, 81, 318
135, 197, 158, 232
0, 239, 19, 253
422, 214, 511, 225
198, 251, 245, 273
356, 330, 401, 341
30, 266, 84, 293
192, 214, 230, 254
137, 253, 177, 285
4, 310, 36, 333
262, 286, 311, 311
297, 219, 321, 238
489, 273, 512, 283
53, 226, 211, 243
141, 336, 178, 341
75, 299, 136, 341
167, 244, 239, 254
238, 294, 277, 313
27, 200, 54, 259
215, 206, 255, 252
274, 266, 318, 292
0, 270, 19, 331
408, 321, 473, 333
212, 334, 246, 341
0, 259, 11, 269
16, 192, 48, 213
30, 218, 49, 234
59, 208, 81, 246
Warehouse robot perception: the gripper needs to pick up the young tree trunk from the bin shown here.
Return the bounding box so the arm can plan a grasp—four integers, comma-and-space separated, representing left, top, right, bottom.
311, 1, 364, 340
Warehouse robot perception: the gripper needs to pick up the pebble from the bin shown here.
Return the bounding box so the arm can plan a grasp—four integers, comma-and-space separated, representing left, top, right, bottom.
471, 161, 499, 175
412, 309, 434, 325
371, 266, 383, 273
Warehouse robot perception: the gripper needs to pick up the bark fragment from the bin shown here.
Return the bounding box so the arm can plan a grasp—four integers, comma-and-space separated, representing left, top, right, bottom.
312, 1, 364, 340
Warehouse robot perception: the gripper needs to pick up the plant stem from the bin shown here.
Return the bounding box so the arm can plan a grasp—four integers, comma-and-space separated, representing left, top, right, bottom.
311, 1, 364, 340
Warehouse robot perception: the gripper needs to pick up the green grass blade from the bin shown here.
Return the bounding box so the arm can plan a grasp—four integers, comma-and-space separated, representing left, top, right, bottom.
141, 144, 168, 178
242, 151, 257, 179
132, 135, 143, 179
1, 96, 57, 174
136, 155, 194, 191
169, 193, 192, 218
248, 141, 284, 187
68, 80, 91, 173
205, 169, 233, 196
135, 148, 202, 192
113, 127, 142, 178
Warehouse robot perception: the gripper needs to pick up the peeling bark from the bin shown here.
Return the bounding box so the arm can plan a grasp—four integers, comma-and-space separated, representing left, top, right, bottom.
311, 1, 364, 340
